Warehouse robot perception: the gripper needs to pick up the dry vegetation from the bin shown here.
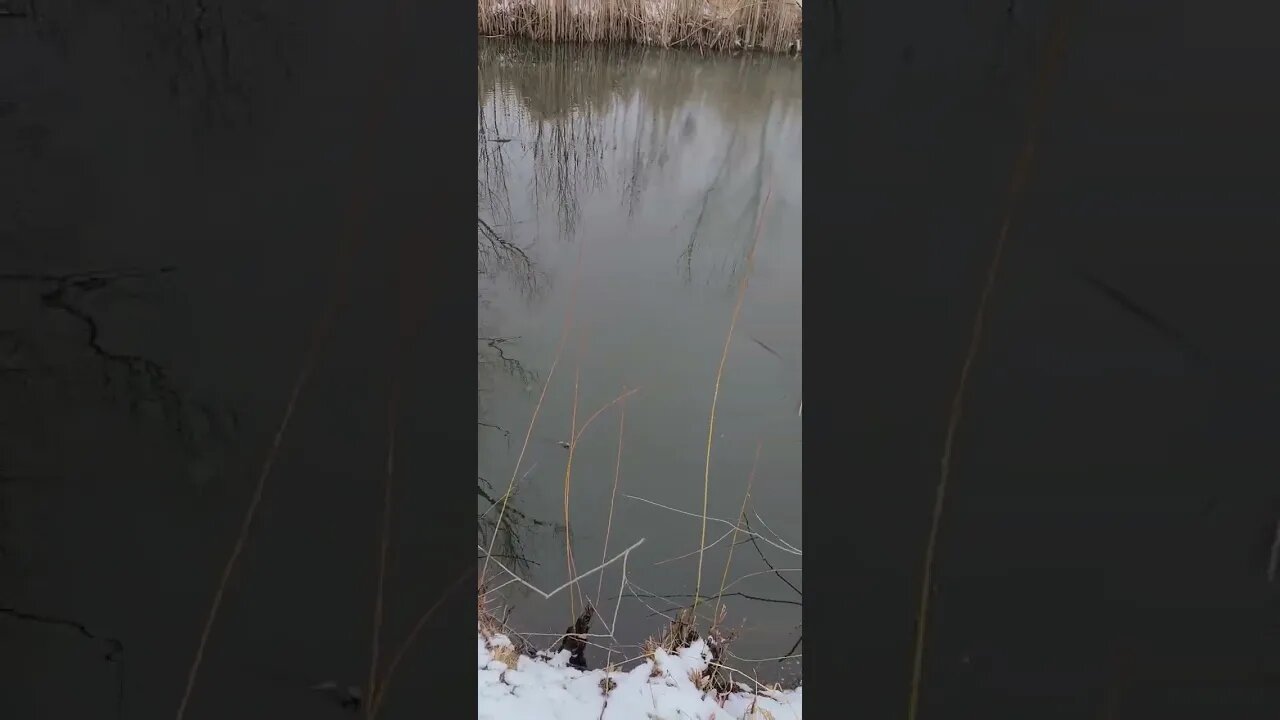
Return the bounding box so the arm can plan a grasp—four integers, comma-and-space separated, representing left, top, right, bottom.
479, 0, 802, 53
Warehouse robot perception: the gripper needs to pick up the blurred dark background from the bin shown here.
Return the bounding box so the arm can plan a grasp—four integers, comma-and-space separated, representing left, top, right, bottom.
1, 1, 473, 718
809, 0, 1280, 718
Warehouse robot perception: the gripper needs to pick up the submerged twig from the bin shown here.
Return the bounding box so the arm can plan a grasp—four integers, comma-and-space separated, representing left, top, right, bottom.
624, 493, 800, 557
623, 588, 801, 611
1267, 518, 1280, 583
1076, 269, 1209, 366
749, 508, 802, 555
0, 607, 125, 719
480, 538, 645, 602
781, 634, 802, 663
715, 443, 761, 622
742, 515, 802, 597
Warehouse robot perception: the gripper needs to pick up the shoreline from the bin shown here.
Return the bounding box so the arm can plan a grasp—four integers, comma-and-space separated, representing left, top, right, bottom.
478, 630, 803, 719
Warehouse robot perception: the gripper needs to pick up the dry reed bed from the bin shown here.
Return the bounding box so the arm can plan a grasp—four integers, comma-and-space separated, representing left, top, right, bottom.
479, 0, 802, 53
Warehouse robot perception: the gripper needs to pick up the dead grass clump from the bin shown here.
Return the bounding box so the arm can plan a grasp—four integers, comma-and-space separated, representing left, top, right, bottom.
478, 586, 527, 668
640, 609, 696, 677
640, 607, 738, 692
702, 607, 739, 693
490, 637, 523, 669
642, 608, 700, 658
477, 591, 503, 637
478, 0, 802, 54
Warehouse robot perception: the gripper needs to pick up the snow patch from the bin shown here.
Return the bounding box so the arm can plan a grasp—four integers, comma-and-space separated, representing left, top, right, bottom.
478, 633, 802, 720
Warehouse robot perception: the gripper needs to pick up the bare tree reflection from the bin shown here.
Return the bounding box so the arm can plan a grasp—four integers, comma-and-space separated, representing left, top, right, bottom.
0, 267, 234, 577
0, 268, 234, 460
479, 96, 516, 233
477, 474, 564, 574
20, 0, 295, 132
478, 39, 800, 287
478, 335, 538, 390
478, 217, 540, 299
134, 0, 295, 131
679, 128, 739, 282
478, 84, 551, 568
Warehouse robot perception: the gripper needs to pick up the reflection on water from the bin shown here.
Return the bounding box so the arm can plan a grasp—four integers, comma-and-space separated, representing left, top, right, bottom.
0, 267, 234, 477
478, 40, 801, 682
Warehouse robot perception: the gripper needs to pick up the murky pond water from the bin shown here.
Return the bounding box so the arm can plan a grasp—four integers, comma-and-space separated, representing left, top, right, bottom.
478, 40, 801, 681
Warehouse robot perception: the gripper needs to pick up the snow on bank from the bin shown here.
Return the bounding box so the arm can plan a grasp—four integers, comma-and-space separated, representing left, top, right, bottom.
478, 634, 802, 720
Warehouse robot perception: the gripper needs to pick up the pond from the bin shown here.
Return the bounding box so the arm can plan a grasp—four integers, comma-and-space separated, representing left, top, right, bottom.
477, 40, 802, 683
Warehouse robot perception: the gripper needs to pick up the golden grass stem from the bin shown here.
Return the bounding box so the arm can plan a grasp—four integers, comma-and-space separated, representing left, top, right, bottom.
713, 440, 761, 624
174, 349, 322, 720
369, 567, 473, 718
595, 386, 629, 604
366, 384, 399, 720
574, 387, 641, 446
693, 183, 772, 619
905, 11, 1075, 720
564, 353, 584, 620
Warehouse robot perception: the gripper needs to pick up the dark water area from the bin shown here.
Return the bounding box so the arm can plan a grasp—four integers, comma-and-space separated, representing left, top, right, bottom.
2, 1, 472, 718
477, 40, 801, 683
811, 0, 1280, 717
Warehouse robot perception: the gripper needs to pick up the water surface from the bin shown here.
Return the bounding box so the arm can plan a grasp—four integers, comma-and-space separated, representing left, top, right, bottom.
478, 40, 802, 682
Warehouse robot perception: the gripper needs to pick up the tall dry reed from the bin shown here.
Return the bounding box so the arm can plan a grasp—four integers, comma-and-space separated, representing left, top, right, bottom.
479, 0, 802, 53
